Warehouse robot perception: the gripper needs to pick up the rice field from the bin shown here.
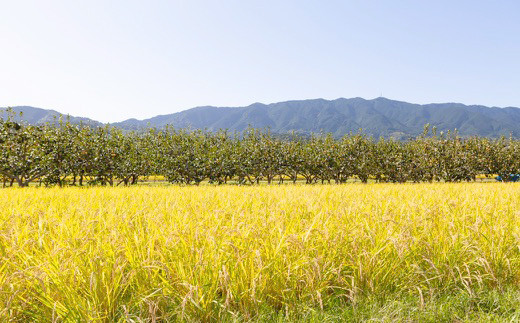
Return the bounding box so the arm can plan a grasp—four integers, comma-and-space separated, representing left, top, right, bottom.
1, 183, 519, 321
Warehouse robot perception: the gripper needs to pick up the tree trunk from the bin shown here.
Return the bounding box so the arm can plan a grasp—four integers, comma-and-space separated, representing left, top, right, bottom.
16, 178, 25, 187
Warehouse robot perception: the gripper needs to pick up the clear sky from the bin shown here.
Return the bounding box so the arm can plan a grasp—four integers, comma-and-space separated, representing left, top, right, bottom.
1, 1, 519, 122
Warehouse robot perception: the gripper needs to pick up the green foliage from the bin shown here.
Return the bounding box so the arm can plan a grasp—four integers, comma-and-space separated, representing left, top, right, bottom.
0, 109, 54, 187
2, 110, 520, 187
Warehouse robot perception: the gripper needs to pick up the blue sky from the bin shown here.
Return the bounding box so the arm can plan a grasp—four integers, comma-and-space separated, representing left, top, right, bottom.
1, 0, 519, 122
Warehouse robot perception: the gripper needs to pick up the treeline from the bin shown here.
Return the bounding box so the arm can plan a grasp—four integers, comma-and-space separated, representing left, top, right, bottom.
1, 114, 519, 187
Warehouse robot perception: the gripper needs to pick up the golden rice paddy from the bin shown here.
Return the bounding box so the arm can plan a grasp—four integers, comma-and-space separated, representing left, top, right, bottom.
0, 183, 519, 321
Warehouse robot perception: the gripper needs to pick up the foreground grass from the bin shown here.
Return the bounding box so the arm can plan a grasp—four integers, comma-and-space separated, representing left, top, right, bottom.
0, 184, 519, 321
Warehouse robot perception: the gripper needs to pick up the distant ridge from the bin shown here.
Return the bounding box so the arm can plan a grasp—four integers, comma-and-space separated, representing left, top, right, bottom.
4, 97, 520, 138
0, 106, 101, 126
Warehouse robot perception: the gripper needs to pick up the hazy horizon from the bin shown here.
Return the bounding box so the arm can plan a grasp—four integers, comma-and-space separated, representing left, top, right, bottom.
2, 1, 519, 122
6, 95, 520, 124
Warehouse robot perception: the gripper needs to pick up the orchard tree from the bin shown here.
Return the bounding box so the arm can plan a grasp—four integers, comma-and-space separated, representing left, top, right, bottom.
0, 112, 53, 187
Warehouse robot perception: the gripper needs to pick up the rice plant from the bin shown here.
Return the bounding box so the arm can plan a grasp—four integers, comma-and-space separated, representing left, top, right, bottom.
0, 183, 519, 321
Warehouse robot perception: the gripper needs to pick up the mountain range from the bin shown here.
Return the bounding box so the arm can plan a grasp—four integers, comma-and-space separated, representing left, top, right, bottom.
3, 97, 520, 138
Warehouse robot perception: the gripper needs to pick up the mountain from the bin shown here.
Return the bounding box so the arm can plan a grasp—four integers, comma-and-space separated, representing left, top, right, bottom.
4, 97, 520, 138
0, 106, 101, 126
112, 97, 520, 138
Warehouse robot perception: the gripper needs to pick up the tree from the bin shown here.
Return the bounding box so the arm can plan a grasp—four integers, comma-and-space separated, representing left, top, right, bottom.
0, 110, 53, 187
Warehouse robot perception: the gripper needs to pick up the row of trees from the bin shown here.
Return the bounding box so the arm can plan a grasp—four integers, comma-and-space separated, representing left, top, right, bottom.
1, 114, 519, 187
